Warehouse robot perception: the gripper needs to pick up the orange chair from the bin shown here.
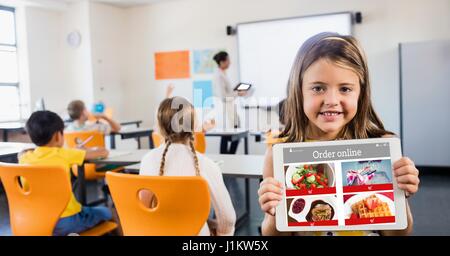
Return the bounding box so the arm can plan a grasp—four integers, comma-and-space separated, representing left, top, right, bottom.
152, 131, 206, 153
193, 132, 206, 153
64, 131, 123, 180
64, 131, 123, 206
264, 130, 285, 147
106, 172, 210, 236
0, 164, 117, 236
151, 132, 164, 148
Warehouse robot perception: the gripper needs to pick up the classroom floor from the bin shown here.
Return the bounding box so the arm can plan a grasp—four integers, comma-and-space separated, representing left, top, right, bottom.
0, 172, 449, 236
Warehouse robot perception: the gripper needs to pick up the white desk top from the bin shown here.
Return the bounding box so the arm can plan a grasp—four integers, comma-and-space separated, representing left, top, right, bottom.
90, 150, 149, 165
116, 127, 153, 134
119, 120, 142, 125
124, 153, 264, 178
0, 142, 35, 157
206, 129, 249, 136
0, 122, 26, 129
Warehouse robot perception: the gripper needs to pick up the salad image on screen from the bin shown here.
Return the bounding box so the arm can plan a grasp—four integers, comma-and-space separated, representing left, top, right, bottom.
285, 163, 335, 191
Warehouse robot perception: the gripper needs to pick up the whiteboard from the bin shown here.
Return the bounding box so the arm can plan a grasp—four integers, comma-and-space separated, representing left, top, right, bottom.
400, 40, 450, 167
237, 12, 352, 106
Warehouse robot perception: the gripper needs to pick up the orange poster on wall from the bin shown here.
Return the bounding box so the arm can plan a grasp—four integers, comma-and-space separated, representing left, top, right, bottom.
155, 50, 191, 80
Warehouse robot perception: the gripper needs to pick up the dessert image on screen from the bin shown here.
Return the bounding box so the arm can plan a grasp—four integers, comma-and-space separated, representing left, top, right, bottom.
343, 192, 396, 225
342, 159, 392, 187
351, 195, 392, 218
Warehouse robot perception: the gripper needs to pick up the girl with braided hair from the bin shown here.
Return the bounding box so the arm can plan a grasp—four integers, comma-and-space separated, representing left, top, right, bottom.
139, 96, 236, 236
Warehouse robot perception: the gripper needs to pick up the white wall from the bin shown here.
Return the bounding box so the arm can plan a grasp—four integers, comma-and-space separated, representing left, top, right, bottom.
24, 7, 68, 116
89, 2, 127, 120
61, 0, 95, 111
122, 0, 450, 136
11, 0, 450, 153
22, 1, 95, 117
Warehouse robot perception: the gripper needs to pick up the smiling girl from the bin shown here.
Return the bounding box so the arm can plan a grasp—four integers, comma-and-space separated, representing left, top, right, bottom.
258, 32, 420, 236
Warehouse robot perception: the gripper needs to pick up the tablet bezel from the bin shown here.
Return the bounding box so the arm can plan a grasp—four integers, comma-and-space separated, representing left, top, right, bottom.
273, 138, 408, 232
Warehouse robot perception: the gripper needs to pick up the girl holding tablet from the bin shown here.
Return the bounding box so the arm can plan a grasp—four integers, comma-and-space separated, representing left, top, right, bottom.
257, 32, 420, 236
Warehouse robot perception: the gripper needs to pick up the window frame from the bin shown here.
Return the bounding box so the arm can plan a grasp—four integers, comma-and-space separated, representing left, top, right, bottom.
0, 5, 22, 122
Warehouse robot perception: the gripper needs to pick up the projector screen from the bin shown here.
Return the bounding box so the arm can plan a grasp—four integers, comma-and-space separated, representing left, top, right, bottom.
237, 12, 352, 106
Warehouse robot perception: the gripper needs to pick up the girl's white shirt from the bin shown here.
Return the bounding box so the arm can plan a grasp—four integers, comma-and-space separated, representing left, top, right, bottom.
139, 143, 236, 236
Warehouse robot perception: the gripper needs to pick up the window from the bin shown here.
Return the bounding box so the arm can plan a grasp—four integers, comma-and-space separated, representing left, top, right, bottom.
0, 6, 21, 122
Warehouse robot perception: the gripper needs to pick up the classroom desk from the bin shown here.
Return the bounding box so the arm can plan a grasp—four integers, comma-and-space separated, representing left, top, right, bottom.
109, 127, 154, 149
0, 122, 26, 142
0, 142, 35, 163
75, 150, 150, 205
250, 131, 264, 142
119, 120, 142, 127
121, 153, 264, 229
206, 129, 249, 154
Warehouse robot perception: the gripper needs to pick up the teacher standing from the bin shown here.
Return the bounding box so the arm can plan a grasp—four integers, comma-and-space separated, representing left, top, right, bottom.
212, 51, 247, 154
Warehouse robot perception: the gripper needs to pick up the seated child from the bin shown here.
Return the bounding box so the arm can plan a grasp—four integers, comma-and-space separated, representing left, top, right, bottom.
139, 97, 236, 236
66, 100, 121, 134
20, 110, 113, 236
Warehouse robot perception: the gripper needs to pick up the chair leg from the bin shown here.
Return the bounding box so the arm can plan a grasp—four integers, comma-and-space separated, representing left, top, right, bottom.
102, 183, 110, 206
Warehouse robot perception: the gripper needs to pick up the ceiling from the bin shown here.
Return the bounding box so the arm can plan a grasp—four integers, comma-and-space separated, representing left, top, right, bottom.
69, 0, 170, 7
25, 0, 174, 8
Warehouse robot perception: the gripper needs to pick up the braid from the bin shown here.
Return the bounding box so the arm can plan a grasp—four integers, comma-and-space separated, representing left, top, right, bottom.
159, 141, 172, 176
188, 134, 200, 176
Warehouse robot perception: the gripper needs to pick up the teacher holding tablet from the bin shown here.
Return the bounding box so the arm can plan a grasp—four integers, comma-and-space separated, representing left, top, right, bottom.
212, 51, 248, 154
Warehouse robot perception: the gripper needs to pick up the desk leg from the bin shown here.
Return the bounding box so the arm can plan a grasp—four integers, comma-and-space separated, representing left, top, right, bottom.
137, 138, 141, 149
110, 134, 116, 149
220, 136, 229, 154
78, 165, 87, 205
235, 177, 250, 229
244, 136, 249, 155
3, 130, 8, 142
149, 135, 154, 149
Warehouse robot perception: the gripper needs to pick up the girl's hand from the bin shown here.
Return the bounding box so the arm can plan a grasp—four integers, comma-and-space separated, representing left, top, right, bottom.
258, 177, 284, 216
393, 157, 420, 197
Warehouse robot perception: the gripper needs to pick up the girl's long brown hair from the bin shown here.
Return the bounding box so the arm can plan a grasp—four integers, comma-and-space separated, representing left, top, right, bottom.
157, 97, 200, 176
279, 32, 393, 142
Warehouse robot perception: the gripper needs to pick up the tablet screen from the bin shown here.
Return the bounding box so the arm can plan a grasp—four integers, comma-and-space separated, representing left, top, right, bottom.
235, 83, 251, 91
274, 138, 406, 231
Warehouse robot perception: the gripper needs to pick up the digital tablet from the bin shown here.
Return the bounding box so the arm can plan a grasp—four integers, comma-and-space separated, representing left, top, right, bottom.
273, 138, 408, 232
233, 82, 252, 91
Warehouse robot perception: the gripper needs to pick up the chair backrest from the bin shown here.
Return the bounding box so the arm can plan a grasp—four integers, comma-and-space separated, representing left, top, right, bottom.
264, 130, 284, 147
64, 130, 105, 148
193, 132, 206, 153
106, 172, 210, 236
0, 164, 71, 236
152, 131, 206, 153
151, 131, 164, 148
64, 131, 105, 179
